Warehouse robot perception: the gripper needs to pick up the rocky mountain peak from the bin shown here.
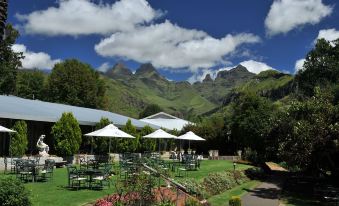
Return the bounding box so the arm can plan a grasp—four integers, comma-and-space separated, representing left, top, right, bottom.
135, 63, 158, 76
105, 63, 132, 79
216, 64, 253, 80
203, 74, 213, 83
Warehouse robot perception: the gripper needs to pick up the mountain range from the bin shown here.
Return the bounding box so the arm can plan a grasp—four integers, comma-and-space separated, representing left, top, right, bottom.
100, 63, 293, 119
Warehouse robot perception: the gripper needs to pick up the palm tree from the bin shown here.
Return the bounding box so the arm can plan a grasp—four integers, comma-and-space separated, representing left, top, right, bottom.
0, 0, 8, 40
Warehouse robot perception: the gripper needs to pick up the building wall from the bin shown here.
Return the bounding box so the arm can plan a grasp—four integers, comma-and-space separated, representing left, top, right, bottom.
0, 118, 94, 157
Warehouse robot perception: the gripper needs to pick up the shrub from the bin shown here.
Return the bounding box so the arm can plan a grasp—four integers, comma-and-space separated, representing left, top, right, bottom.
51, 112, 82, 156
118, 119, 139, 153
0, 177, 31, 206
9, 120, 28, 156
202, 170, 250, 196
185, 198, 201, 206
244, 167, 265, 180
242, 147, 258, 164
154, 200, 175, 206
229, 196, 241, 206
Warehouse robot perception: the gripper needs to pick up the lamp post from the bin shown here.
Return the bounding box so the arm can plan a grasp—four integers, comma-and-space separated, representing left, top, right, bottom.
0, 0, 8, 40
233, 161, 237, 171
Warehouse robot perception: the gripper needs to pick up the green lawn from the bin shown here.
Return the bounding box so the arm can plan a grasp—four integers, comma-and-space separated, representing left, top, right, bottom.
1, 160, 254, 206
208, 180, 260, 206
25, 168, 117, 206
185, 160, 252, 181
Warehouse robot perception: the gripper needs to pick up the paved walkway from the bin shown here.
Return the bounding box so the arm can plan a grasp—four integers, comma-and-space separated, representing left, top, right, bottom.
242, 181, 281, 206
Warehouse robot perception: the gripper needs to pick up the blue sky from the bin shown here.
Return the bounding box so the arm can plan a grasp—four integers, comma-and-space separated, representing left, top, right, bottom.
8, 0, 339, 82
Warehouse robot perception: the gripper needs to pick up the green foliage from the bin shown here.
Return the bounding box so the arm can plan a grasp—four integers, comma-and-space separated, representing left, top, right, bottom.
139, 104, 162, 118
117, 119, 139, 153
273, 87, 339, 175
9, 120, 28, 156
46, 59, 107, 109
179, 170, 249, 199
295, 38, 339, 96
230, 93, 276, 163
0, 24, 23, 95
182, 115, 227, 154
229, 196, 241, 206
16, 70, 45, 100
185, 198, 201, 206
0, 177, 31, 206
51, 112, 82, 156
92, 117, 112, 154
203, 171, 248, 196
139, 125, 156, 152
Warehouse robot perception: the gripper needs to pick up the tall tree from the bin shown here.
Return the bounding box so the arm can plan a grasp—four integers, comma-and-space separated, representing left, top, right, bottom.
0, 24, 23, 95
51, 112, 82, 157
9, 120, 28, 156
274, 88, 339, 176
0, 0, 8, 40
230, 92, 275, 163
139, 125, 156, 152
46, 59, 107, 109
94, 117, 112, 154
16, 70, 45, 100
295, 38, 339, 96
118, 119, 139, 153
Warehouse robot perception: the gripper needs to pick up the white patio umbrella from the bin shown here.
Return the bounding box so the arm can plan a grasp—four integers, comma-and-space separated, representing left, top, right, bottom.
84, 124, 135, 154
0, 125, 16, 157
176, 131, 205, 150
143, 129, 177, 153
0, 125, 16, 133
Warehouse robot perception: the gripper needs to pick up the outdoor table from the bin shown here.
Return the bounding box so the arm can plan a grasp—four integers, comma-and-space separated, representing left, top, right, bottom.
170, 161, 182, 172
78, 168, 103, 188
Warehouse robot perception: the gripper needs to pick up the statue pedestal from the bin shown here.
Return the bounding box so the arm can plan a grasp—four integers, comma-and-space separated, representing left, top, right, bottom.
39, 151, 49, 157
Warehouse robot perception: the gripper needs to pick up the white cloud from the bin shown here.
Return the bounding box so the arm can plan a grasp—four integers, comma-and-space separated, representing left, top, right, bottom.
95, 20, 260, 71
265, 0, 332, 36
97, 62, 111, 72
188, 60, 276, 83
16, 0, 162, 36
315, 28, 339, 43
239, 60, 276, 74
295, 58, 306, 73
12, 44, 61, 70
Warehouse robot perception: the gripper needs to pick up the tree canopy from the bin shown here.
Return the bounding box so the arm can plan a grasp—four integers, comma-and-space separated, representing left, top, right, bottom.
51, 112, 82, 156
9, 120, 28, 156
46, 59, 107, 109
0, 24, 23, 95
16, 70, 45, 100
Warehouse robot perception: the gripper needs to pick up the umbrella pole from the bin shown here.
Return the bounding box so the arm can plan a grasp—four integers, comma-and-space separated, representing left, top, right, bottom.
158, 139, 160, 154
91, 136, 93, 155
109, 138, 111, 154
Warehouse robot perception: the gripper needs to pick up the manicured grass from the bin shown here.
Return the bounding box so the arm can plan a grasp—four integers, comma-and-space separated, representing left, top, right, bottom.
208, 180, 260, 206
3, 167, 117, 206
185, 160, 252, 181
1, 160, 254, 206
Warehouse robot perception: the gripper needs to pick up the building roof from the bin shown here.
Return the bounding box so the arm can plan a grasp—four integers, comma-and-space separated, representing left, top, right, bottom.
139, 112, 193, 131
0, 95, 159, 129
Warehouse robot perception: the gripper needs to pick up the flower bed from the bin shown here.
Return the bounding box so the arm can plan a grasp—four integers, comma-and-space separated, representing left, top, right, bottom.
179, 169, 251, 199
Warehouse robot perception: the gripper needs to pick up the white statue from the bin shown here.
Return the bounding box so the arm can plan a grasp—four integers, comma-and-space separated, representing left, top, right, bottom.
37, 135, 49, 157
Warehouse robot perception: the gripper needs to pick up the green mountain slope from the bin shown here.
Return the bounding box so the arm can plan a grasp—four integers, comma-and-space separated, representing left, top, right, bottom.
103, 63, 216, 119
193, 65, 255, 104
102, 64, 293, 120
